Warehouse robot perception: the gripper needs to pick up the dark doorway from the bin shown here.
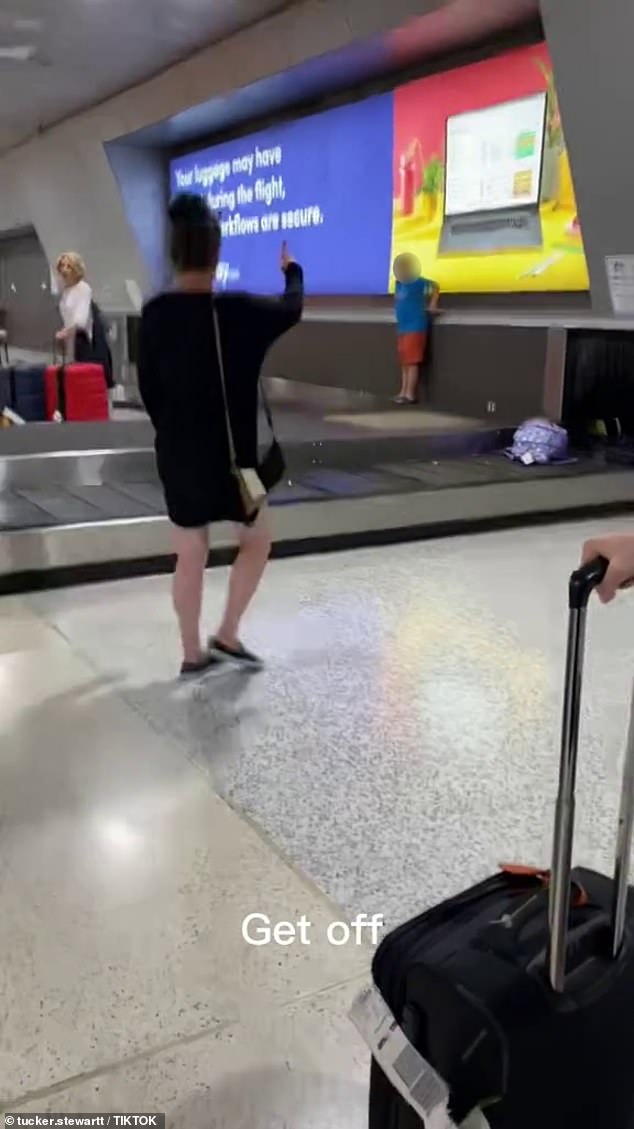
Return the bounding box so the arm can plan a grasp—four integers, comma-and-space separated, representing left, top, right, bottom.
0, 228, 59, 351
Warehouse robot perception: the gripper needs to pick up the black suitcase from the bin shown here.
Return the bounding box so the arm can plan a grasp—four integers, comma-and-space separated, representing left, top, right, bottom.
369, 557, 634, 1128
0, 364, 46, 421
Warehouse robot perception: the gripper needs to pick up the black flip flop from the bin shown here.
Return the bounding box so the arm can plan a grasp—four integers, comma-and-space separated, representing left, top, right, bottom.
180, 653, 221, 679
208, 638, 263, 670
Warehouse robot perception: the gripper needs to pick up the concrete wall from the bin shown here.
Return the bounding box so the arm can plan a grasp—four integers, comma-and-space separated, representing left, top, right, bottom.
0, 121, 145, 311
0, 161, 27, 233
0, 0, 444, 311
541, 0, 634, 316
106, 144, 170, 297
263, 319, 548, 422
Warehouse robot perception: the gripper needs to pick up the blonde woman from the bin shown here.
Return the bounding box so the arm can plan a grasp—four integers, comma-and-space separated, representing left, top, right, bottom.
55, 252, 93, 358
55, 251, 113, 398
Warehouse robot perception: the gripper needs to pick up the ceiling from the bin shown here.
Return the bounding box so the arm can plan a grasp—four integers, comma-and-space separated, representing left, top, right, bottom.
0, 0, 539, 156
0, 0, 292, 153
123, 0, 541, 151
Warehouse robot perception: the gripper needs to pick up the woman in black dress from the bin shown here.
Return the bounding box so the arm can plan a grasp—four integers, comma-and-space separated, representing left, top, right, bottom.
137, 194, 304, 676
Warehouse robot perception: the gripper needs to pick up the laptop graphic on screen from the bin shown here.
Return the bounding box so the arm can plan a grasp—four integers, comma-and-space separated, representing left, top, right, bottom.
439, 92, 547, 256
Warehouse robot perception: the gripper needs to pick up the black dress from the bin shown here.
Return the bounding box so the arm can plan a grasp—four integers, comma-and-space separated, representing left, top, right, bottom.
137, 263, 303, 528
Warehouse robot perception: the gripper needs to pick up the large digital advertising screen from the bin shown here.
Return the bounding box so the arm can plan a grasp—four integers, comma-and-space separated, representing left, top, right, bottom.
170, 42, 587, 295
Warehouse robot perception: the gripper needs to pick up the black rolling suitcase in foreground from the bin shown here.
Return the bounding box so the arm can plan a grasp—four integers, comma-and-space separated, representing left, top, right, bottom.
367, 558, 634, 1128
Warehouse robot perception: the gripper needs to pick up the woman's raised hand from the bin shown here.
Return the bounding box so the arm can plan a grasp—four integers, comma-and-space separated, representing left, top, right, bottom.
280, 241, 295, 271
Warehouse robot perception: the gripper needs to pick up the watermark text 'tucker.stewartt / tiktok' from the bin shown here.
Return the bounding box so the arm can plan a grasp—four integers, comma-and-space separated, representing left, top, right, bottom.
3, 1117, 164, 1128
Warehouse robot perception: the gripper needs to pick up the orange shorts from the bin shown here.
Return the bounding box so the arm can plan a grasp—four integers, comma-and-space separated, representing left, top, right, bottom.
397, 331, 427, 366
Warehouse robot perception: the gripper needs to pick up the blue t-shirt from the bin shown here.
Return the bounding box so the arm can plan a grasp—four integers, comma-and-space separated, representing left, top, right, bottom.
395, 278, 431, 334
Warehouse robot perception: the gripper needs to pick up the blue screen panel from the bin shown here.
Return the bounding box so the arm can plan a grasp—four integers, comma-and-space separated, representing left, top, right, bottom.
170, 94, 393, 295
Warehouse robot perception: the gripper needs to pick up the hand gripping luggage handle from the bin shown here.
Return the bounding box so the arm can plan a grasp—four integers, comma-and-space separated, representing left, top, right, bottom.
567, 557, 610, 611
548, 555, 634, 990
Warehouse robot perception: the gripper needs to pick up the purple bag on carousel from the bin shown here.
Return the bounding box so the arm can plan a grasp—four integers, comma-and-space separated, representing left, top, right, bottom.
506, 419, 572, 466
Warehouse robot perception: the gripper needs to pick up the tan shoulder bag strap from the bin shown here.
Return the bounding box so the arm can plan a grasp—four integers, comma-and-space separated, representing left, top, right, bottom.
212, 301, 237, 470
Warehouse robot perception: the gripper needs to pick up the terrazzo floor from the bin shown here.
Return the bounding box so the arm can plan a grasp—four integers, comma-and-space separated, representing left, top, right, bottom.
3, 517, 634, 1124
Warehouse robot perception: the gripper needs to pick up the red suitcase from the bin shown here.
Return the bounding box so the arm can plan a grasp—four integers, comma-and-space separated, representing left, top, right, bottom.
45, 363, 108, 422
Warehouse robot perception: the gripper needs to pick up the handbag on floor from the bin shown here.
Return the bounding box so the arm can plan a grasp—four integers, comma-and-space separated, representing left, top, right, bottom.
212, 302, 285, 519
366, 556, 634, 1128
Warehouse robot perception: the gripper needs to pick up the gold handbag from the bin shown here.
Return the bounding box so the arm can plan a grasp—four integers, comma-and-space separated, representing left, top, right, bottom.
212, 303, 266, 519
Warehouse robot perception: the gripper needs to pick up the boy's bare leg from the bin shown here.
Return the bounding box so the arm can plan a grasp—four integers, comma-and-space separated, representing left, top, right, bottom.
404, 365, 419, 402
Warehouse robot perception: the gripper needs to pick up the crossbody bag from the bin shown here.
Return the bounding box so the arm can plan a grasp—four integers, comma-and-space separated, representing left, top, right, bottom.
212, 302, 285, 520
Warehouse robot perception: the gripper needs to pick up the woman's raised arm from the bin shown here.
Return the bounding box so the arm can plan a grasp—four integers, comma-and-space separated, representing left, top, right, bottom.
241, 242, 304, 346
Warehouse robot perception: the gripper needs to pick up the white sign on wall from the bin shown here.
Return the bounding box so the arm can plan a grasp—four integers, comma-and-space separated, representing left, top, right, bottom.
605, 256, 634, 314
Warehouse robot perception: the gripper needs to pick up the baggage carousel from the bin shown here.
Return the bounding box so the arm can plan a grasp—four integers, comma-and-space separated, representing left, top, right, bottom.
2, 429, 634, 594
1, 380, 633, 593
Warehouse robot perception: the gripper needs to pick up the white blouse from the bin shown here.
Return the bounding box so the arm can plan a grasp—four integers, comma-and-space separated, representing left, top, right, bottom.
59, 279, 93, 338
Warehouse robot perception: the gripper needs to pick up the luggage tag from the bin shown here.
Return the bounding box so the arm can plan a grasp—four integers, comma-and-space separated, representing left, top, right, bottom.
349, 985, 490, 1129
350, 984, 455, 1129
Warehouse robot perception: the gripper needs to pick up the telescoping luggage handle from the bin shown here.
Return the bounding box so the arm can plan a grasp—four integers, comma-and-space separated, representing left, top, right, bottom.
548, 556, 634, 992
52, 341, 67, 421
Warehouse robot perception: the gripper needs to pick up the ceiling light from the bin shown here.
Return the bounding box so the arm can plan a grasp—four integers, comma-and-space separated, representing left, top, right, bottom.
13, 18, 42, 32
0, 44, 37, 62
